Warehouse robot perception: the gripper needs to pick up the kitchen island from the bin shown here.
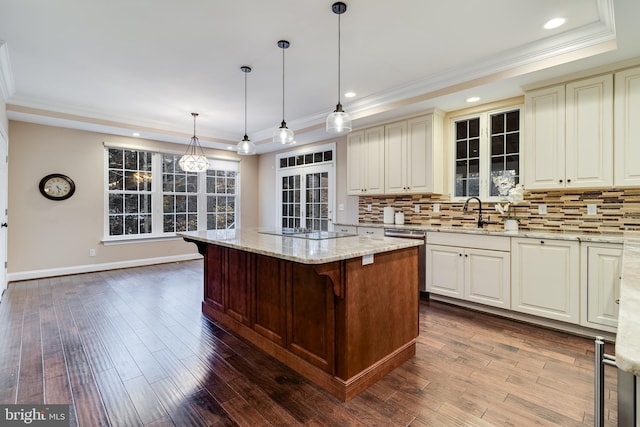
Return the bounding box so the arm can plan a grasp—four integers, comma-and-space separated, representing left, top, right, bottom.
179, 228, 422, 401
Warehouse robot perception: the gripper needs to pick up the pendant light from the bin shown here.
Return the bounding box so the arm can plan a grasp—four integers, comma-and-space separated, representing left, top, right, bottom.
273, 40, 295, 145
237, 66, 256, 155
326, 1, 352, 135
178, 112, 209, 172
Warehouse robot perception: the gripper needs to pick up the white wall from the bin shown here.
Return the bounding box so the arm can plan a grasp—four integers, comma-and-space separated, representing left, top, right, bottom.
0, 87, 7, 136
257, 135, 358, 228
7, 121, 259, 280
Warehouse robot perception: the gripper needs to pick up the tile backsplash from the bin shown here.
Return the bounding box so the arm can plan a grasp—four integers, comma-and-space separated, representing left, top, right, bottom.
358, 188, 640, 234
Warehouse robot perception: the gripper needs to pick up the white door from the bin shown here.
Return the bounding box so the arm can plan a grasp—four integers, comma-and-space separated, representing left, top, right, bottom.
0, 128, 7, 300
277, 163, 335, 231
465, 248, 510, 309
426, 244, 464, 298
511, 238, 580, 323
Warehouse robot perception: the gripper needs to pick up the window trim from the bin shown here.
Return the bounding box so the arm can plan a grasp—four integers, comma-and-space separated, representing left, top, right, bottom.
449, 104, 523, 202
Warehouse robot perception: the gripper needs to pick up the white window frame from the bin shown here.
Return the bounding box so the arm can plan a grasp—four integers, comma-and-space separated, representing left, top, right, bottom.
103, 147, 239, 242
450, 105, 523, 202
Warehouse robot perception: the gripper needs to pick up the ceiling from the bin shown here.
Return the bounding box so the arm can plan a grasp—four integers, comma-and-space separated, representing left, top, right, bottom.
1, 0, 639, 154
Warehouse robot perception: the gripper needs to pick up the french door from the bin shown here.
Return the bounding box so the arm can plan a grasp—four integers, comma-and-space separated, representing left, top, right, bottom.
278, 163, 334, 231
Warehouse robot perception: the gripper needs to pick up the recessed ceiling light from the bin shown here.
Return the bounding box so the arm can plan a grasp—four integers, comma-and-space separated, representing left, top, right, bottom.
344, 91, 356, 98
466, 96, 480, 103
132, 132, 140, 137
544, 17, 566, 30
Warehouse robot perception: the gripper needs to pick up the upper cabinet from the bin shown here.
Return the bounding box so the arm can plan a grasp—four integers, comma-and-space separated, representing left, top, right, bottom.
385, 112, 444, 194
346, 126, 385, 195
347, 112, 444, 196
524, 74, 613, 190
614, 66, 640, 187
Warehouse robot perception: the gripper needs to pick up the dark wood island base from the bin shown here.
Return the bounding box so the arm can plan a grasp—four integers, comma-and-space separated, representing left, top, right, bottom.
185, 237, 419, 401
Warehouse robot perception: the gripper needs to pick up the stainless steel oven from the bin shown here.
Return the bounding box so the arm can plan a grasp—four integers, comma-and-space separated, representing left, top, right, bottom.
384, 228, 427, 294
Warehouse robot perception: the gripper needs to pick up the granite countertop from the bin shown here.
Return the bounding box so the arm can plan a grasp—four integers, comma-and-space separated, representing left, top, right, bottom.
615, 233, 640, 375
336, 222, 625, 244
178, 228, 423, 265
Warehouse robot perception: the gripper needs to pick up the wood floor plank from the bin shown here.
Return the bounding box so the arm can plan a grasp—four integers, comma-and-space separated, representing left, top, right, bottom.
94, 368, 144, 427
148, 377, 208, 427
0, 260, 618, 427
123, 375, 168, 425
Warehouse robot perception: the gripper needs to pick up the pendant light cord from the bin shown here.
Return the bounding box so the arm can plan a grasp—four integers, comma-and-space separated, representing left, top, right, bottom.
337, 12, 342, 104
192, 113, 197, 138
244, 70, 248, 137
282, 45, 286, 122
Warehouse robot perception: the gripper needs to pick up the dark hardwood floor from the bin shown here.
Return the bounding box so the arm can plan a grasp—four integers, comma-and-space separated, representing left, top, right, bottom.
0, 260, 617, 426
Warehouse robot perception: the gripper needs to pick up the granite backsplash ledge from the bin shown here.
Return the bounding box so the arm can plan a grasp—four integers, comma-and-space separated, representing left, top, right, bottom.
358, 188, 640, 234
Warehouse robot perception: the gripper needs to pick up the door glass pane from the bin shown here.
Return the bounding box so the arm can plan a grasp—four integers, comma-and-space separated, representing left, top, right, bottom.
281, 174, 301, 230
305, 171, 329, 231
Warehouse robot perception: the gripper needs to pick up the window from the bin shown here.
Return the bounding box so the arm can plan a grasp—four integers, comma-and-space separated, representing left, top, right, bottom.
206, 169, 236, 229
107, 149, 153, 236
161, 154, 199, 233
106, 147, 238, 240
452, 107, 521, 199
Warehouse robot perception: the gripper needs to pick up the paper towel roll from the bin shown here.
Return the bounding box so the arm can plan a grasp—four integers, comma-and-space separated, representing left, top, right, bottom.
383, 207, 395, 224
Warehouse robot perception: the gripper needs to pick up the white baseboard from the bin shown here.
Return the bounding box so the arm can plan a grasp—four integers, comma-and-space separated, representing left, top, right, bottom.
7, 253, 203, 282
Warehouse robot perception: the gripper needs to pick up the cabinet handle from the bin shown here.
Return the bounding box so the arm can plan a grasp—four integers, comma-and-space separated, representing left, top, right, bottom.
559, 179, 563, 183
567, 179, 571, 183
616, 299, 620, 305
464, 254, 468, 258
540, 240, 545, 244
459, 253, 462, 257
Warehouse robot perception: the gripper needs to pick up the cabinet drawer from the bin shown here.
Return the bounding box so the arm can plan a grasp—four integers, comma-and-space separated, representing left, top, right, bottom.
334, 225, 357, 234
426, 232, 510, 251
357, 226, 384, 238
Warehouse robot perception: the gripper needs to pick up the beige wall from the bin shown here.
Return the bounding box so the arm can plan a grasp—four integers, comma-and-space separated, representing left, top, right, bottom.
257, 135, 358, 229
7, 121, 258, 279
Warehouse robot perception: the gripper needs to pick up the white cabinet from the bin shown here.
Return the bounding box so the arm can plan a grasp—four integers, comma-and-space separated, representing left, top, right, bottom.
384, 113, 444, 194
565, 75, 613, 187
524, 85, 565, 190
426, 233, 510, 309
614, 66, 640, 187
511, 238, 580, 323
384, 121, 408, 194
581, 243, 622, 331
346, 126, 384, 195
524, 74, 613, 190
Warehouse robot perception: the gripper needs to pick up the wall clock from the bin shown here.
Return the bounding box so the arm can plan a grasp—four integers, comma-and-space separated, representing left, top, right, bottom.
39, 173, 76, 201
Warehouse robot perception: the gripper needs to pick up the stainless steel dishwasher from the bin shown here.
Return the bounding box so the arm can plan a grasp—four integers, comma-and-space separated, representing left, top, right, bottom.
384, 228, 427, 295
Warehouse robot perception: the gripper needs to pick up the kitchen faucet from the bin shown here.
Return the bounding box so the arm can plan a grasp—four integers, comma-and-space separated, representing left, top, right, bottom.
463, 197, 489, 228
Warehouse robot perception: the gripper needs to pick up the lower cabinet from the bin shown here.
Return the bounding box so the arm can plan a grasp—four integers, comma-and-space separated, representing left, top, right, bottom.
581, 243, 622, 331
511, 238, 580, 323
426, 232, 511, 309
